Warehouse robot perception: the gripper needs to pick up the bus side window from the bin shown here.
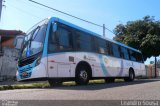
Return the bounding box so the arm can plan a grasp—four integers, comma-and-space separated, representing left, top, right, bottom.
76, 31, 93, 52
129, 50, 136, 61
120, 46, 124, 59
136, 53, 143, 63
48, 25, 59, 53
108, 42, 113, 56
112, 43, 121, 58
105, 41, 109, 55
97, 38, 107, 54
58, 27, 73, 51
121, 47, 130, 60
91, 36, 97, 52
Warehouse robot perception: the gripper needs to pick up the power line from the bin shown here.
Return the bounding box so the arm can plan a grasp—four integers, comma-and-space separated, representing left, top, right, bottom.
18, 0, 51, 13
28, 0, 115, 35
7, 2, 42, 20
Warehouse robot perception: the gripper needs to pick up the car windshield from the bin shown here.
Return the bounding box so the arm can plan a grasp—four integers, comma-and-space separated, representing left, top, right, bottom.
20, 22, 48, 60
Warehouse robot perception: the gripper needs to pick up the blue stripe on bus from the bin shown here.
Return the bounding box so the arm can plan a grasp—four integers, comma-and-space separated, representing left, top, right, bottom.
98, 54, 110, 76
42, 18, 55, 58
117, 60, 123, 76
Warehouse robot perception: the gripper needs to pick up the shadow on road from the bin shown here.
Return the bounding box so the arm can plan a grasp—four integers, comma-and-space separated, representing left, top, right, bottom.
49, 79, 160, 90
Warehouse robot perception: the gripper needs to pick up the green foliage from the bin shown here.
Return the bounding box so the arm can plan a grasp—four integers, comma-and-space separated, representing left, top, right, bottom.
114, 16, 160, 60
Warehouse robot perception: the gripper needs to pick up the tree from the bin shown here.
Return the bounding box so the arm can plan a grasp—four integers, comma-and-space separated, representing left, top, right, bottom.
114, 16, 160, 61
113, 16, 160, 77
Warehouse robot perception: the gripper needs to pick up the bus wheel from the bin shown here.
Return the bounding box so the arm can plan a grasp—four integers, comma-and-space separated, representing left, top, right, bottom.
75, 66, 90, 85
124, 69, 135, 82
48, 79, 62, 87
105, 78, 115, 83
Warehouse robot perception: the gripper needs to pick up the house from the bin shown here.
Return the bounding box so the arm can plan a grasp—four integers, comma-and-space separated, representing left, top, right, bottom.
0, 29, 25, 81
0, 29, 24, 47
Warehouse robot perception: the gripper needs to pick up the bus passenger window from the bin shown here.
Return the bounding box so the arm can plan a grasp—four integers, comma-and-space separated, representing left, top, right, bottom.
48, 25, 59, 53
121, 47, 129, 60
108, 42, 113, 56
97, 38, 107, 54
129, 50, 137, 61
136, 53, 143, 63
58, 27, 72, 51
112, 43, 120, 58
76, 31, 93, 52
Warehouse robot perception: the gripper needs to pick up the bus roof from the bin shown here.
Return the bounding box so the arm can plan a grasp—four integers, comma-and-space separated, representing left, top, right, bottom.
49, 17, 141, 53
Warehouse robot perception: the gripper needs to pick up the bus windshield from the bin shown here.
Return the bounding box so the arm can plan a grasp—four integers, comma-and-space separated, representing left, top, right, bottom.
21, 24, 47, 60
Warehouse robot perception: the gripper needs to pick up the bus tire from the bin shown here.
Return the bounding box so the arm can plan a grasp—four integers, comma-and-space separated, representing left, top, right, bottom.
48, 79, 62, 87
105, 78, 115, 83
124, 69, 135, 82
75, 65, 90, 85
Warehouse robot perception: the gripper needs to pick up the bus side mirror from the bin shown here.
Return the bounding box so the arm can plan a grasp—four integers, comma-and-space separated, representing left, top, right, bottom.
52, 22, 57, 32
14, 35, 25, 50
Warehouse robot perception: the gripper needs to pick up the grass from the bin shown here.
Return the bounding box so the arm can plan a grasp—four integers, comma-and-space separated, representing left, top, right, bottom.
0, 82, 50, 91
0, 79, 125, 91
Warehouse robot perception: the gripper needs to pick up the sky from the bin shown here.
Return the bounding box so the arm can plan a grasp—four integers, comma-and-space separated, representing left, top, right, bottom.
0, 0, 160, 64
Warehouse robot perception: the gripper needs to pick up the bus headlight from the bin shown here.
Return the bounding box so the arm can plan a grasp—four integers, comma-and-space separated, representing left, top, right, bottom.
36, 56, 41, 66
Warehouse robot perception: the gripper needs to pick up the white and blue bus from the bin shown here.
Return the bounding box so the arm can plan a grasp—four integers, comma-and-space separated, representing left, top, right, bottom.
16, 17, 145, 85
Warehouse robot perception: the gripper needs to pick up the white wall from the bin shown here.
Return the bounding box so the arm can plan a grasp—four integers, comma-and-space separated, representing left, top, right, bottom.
0, 47, 19, 81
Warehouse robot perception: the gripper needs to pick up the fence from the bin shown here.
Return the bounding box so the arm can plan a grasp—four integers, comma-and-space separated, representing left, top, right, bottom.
144, 65, 160, 78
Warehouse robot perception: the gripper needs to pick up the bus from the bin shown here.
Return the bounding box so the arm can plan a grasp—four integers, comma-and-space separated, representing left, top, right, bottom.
16, 17, 145, 85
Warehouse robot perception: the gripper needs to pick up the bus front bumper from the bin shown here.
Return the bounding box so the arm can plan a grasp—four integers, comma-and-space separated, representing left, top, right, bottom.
16, 62, 47, 81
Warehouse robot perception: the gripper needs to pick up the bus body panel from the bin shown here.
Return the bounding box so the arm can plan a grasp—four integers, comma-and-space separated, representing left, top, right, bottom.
47, 52, 76, 78
46, 52, 145, 78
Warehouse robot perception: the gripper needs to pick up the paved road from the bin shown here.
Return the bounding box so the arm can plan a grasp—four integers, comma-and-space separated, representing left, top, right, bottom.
0, 79, 160, 100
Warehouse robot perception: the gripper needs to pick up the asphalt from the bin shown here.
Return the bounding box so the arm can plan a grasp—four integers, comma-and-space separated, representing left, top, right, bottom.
0, 79, 160, 106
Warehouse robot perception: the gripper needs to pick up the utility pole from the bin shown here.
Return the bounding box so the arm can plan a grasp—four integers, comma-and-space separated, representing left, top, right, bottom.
0, 0, 2, 20
155, 56, 157, 78
0, 0, 6, 21
103, 24, 105, 37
